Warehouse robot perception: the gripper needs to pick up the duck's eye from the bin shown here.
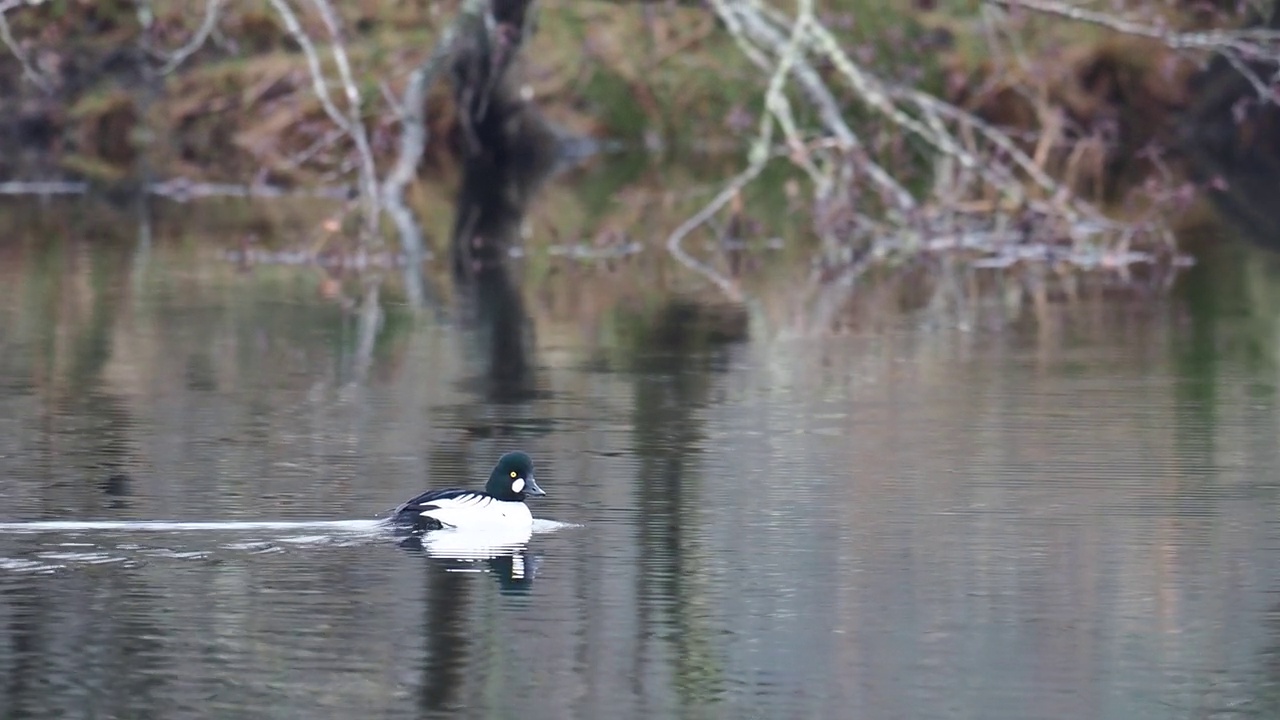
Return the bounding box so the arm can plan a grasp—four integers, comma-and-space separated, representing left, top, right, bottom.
510, 471, 517, 478
511, 477, 525, 493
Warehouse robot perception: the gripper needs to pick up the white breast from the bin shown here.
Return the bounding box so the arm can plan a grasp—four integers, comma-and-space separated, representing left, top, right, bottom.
419, 495, 533, 529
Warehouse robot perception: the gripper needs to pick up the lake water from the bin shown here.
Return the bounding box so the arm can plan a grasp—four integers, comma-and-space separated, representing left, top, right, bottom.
1, 195, 1280, 720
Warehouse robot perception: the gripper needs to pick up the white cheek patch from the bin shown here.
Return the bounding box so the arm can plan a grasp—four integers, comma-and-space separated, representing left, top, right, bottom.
512, 477, 525, 493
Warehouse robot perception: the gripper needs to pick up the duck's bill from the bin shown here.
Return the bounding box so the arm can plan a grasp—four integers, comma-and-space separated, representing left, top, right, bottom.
524, 476, 547, 496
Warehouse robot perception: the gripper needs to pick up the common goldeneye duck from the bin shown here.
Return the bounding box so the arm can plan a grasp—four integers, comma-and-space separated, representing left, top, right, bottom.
391, 451, 546, 532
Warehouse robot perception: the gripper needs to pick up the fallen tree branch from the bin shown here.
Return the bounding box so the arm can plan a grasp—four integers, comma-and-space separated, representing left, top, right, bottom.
683, 0, 1193, 318
712, 0, 915, 213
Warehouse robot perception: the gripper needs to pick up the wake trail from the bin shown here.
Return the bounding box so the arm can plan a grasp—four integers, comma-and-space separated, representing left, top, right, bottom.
0, 519, 386, 534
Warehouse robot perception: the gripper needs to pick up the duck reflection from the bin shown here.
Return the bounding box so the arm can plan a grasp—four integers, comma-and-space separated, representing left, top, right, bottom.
398, 526, 541, 595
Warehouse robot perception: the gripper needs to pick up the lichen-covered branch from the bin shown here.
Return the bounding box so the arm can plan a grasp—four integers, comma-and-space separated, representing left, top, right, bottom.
266, 0, 352, 136
663, 0, 807, 303
669, 0, 1181, 304
712, 0, 915, 215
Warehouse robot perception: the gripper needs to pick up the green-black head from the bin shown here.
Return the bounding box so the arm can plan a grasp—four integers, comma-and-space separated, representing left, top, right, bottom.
484, 451, 545, 501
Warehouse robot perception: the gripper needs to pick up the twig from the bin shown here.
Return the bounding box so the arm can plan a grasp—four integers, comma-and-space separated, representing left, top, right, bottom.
158, 0, 224, 74
280, 126, 346, 170
379, 80, 405, 119
753, 0, 813, 171
0, 181, 87, 195
665, 163, 763, 303
664, 0, 821, 302
0, 0, 51, 92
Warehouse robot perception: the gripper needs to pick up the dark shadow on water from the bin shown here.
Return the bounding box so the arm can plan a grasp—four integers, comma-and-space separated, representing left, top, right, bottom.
1176, 38, 1280, 704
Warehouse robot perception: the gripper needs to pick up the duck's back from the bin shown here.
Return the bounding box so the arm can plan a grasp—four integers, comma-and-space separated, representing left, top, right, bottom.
395, 488, 532, 530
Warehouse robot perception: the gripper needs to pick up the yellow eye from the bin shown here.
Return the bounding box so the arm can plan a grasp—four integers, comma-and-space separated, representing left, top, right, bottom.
510, 471, 517, 478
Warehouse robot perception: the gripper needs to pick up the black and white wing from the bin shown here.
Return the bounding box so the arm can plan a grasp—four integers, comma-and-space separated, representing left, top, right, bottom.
396, 489, 498, 529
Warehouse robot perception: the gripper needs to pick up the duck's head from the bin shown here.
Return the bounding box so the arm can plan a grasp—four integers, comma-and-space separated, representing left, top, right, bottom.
485, 451, 546, 501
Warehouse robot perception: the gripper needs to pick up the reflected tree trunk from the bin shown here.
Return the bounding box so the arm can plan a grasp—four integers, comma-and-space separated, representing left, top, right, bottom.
622, 304, 746, 714
418, 565, 470, 713
445, 0, 558, 405
59, 242, 143, 515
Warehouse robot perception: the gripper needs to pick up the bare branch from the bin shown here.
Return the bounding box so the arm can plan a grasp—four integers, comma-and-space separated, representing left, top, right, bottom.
268, 0, 384, 248
383, 0, 487, 199
307, 0, 381, 245
266, 0, 353, 135
665, 163, 762, 304
662, 0, 817, 302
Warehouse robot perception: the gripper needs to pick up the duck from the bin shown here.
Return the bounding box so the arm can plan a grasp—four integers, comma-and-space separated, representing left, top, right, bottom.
391, 451, 546, 532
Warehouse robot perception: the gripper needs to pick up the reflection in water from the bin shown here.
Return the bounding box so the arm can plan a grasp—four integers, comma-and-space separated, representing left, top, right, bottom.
625, 301, 746, 714
456, 262, 537, 403
420, 555, 470, 714
446, 31, 558, 405
7, 198, 1280, 717
397, 83, 562, 717
448, 155, 552, 403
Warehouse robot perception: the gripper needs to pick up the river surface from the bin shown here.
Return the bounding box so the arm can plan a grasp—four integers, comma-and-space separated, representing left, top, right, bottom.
1, 195, 1280, 720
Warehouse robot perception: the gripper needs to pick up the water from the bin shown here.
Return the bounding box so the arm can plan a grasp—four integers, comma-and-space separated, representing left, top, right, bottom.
2, 204, 1280, 719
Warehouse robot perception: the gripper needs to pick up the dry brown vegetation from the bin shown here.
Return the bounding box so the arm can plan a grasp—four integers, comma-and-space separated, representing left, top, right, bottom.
0, 0, 1276, 311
